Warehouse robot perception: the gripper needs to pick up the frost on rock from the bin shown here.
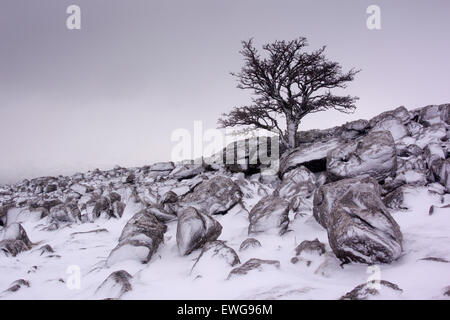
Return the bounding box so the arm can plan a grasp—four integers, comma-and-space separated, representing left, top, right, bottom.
106, 211, 167, 266
95, 270, 132, 300
190, 240, 240, 279
248, 195, 290, 236
227, 258, 280, 280
181, 176, 242, 215
340, 280, 403, 300
176, 207, 222, 256
327, 131, 397, 182
314, 177, 403, 264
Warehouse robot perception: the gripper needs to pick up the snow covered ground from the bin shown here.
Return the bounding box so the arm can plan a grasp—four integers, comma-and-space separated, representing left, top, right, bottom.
1, 185, 449, 300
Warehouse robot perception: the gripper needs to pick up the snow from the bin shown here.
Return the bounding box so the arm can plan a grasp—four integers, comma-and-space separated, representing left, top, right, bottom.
0, 182, 449, 300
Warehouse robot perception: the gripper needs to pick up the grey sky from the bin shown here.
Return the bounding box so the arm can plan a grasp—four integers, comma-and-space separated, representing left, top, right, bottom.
0, 0, 449, 184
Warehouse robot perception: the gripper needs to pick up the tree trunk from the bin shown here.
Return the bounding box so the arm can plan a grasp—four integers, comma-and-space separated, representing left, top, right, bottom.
285, 118, 298, 149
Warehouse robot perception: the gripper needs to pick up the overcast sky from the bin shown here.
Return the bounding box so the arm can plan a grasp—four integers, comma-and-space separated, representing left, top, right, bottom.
0, 0, 449, 184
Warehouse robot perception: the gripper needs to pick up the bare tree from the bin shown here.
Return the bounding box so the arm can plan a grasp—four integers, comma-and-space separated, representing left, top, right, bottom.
218, 37, 360, 149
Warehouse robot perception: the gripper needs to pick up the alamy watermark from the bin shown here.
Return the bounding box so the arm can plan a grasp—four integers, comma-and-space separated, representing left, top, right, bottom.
66, 265, 81, 290
66, 5, 81, 30
367, 5, 381, 30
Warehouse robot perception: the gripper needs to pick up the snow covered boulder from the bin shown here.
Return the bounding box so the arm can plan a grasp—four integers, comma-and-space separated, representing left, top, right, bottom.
275, 166, 317, 199
0, 201, 15, 225
327, 131, 397, 182
291, 239, 327, 268
415, 123, 448, 149
248, 195, 290, 236
145, 206, 177, 223
417, 104, 450, 126
340, 280, 403, 300
170, 164, 205, 180
49, 201, 81, 225
1, 223, 33, 248
190, 240, 240, 279
176, 207, 222, 256
424, 143, 449, 189
279, 139, 340, 176
294, 239, 326, 256
274, 166, 317, 214
227, 258, 280, 280
150, 161, 175, 172
314, 177, 403, 264
313, 177, 381, 228
106, 211, 167, 266
383, 187, 408, 210
0, 223, 33, 257
369, 106, 411, 126
181, 176, 242, 215
0, 240, 30, 257
4, 279, 30, 293
95, 270, 132, 300
160, 191, 178, 204
370, 118, 409, 141
239, 238, 262, 252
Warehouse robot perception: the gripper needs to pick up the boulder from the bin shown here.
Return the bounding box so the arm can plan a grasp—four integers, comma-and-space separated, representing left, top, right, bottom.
275, 166, 317, 199
49, 202, 81, 224
4, 279, 30, 293
313, 177, 381, 228
86, 194, 125, 220
125, 173, 136, 184
95, 270, 132, 300
371, 118, 409, 141
106, 211, 167, 266
327, 131, 397, 182
279, 139, 340, 176
369, 106, 411, 126
291, 239, 327, 268
239, 238, 262, 252
145, 206, 177, 223
170, 164, 205, 180
383, 187, 408, 210
416, 104, 450, 126
181, 176, 242, 215
176, 207, 222, 256
294, 239, 326, 256
227, 258, 280, 280
415, 123, 447, 149
150, 162, 175, 172
37, 244, 54, 256
340, 280, 403, 300
248, 195, 290, 236
160, 191, 178, 204
274, 166, 317, 214
190, 241, 240, 279
1, 223, 33, 248
313, 177, 403, 264
0, 240, 30, 257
